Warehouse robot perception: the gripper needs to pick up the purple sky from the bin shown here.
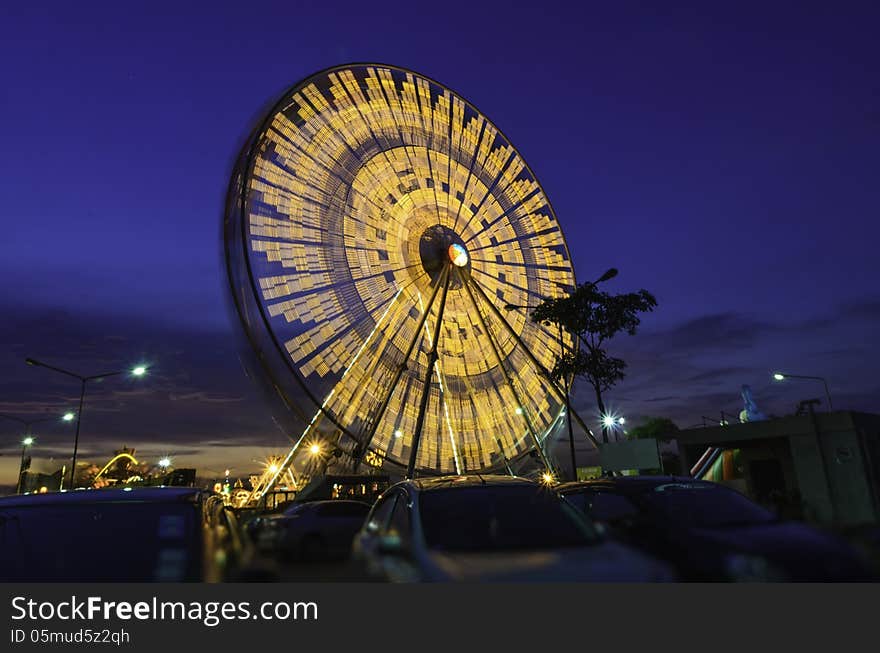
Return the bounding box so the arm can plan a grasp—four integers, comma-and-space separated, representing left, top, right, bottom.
1, 1, 878, 482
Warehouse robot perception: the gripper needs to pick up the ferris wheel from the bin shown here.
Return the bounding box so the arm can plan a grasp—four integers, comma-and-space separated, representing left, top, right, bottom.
225, 63, 585, 489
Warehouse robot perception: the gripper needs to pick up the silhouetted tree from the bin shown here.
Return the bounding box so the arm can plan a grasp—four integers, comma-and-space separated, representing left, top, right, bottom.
628, 416, 680, 442
531, 281, 657, 442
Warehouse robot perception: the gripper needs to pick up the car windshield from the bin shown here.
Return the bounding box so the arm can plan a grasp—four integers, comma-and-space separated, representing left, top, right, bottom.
634, 482, 777, 528
419, 485, 597, 552
0, 502, 200, 582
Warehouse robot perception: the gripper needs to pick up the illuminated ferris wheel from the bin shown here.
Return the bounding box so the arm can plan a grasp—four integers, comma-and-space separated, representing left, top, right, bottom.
225, 63, 581, 487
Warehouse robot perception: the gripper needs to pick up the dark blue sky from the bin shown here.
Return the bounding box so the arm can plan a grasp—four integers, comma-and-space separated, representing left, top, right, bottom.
1, 1, 878, 480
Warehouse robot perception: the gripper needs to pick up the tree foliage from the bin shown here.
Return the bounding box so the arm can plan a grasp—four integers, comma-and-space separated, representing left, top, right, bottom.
627, 417, 680, 441
531, 280, 657, 438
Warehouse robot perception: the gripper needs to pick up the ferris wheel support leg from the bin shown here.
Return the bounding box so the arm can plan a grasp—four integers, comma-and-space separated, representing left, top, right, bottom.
462, 271, 555, 474
353, 266, 449, 471
407, 265, 453, 479
468, 277, 602, 451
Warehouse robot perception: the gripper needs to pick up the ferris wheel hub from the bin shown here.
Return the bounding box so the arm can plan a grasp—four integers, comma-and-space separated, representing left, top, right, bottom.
448, 243, 469, 267
418, 224, 470, 287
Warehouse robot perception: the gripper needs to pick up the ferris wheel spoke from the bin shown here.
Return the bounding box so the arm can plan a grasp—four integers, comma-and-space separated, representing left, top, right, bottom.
467, 227, 562, 253
467, 267, 566, 344
408, 264, 453, 478
373, 76, 447, 230
456, 148, 517, 238
462, 190, 543, 248
328, 282, 427, 431
459, 268, 553, 472
417, 288, 464, 475
468, 276, 601, 450
452, 118, 488, 234
354, 266, 450, 467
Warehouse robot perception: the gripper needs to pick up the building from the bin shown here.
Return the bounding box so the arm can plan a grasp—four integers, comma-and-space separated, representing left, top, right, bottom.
673, 411, 880, 527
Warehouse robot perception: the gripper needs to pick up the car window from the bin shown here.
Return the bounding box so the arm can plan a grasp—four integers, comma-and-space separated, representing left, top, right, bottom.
419, 485, 597, 552
387, 495, 412, 546
561, 491, 589, 513
635, 482, 776, 528
0, 503, 201, 582
588, 493, 639, 522
282, 503, 310, 516
315, 502, 371, 518
365, 493, 397, 533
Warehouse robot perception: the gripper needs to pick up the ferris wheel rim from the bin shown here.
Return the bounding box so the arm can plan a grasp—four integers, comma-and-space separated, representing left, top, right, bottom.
226, 62, 579, 474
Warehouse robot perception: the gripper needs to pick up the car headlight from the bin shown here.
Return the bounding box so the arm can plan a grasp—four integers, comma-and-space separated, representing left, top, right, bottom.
724, 554, 789, 582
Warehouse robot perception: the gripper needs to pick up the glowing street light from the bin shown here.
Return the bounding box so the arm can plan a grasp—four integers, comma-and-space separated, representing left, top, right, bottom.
158, 457, 172, 469
309, 443, 322, 456
772, 372, 833, 410
63, 412, 76, 422
541, 471, 556, 486
25, 357, 149, 489
268, 463, 279, 474
602, 414, 625, 428
1, 413, 68, 494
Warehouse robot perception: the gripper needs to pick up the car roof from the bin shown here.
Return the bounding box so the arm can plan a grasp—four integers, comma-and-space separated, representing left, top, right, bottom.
401, 474, 538, 492
557, 475, 716, 494
293, 499, 373, 507
0, 486, 205, 507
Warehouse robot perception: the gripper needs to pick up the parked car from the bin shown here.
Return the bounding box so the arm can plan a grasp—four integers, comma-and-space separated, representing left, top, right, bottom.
256, 500, 372, 560
352, 475, 675, 582
0, 487, 259, 582
558, 476, 874, 581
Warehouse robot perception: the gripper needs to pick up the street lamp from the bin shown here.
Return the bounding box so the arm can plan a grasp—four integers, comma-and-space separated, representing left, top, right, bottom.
158, 457, 172, 469
1, 413, 66, 494
504, 267, 618, 480
17, 436, 34, 494
772, 372, 833, 411
25, 358, 148, 489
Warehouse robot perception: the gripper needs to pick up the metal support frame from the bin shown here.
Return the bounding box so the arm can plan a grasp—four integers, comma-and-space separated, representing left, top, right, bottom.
463, 271, 554, 473
407, 265, 453, 478
354, 266, 450, 469
468, 278, 602, 450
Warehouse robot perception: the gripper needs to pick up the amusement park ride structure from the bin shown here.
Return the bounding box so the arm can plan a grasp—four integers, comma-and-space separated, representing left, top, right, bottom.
225, 64, 601, 504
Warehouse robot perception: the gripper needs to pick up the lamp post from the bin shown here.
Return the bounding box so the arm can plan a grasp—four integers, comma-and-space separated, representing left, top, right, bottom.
0, 414, 62, 494
25, 358, 148, 489
504, 267, 618, 481
772, 372, 833, 411
19, 436, 34, 493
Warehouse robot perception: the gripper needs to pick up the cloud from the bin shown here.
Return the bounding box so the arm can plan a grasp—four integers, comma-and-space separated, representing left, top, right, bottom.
565, 297, 880, 430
